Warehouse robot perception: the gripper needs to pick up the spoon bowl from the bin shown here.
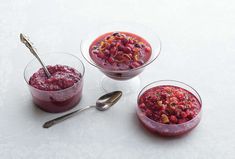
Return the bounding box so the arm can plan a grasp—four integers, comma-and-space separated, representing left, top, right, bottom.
96, 91, 122, 111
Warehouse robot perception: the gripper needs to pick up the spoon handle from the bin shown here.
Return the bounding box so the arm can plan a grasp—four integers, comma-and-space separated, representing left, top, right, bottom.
20, 33, 51, 78
43, 105, 95, 128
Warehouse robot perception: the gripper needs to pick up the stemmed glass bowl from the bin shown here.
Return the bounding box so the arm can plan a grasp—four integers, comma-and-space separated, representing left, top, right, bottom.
81, 23, 161, 94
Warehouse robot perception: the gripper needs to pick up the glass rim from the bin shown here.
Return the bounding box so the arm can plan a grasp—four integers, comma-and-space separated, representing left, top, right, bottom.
23, 52, 85, 93
80, 26, 161, 73
137, 80, 202, 126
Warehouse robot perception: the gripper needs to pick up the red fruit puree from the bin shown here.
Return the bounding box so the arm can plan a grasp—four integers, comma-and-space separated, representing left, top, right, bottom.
29, 65, 83, 113
138, 86, 201, 125
89, 32, 152, 70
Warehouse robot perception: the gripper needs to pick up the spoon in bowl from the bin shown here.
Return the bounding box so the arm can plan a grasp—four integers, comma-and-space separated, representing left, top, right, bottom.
20, 33, 51, 78
43, 91, 122, 128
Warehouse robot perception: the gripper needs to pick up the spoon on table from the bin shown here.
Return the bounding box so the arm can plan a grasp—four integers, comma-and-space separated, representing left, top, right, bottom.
20, 33, 51, 78
43, 91, 123, 128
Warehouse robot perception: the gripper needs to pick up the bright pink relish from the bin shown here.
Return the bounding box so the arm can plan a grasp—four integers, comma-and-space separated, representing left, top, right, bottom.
138, 85, 201, 124
89, 32, 152, 70
29, 65, 81, 91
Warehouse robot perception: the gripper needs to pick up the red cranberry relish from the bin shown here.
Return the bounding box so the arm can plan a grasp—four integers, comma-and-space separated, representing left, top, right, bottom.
29, 65, 82, 91
138, 86, 201, 124
89, 32, 152, 70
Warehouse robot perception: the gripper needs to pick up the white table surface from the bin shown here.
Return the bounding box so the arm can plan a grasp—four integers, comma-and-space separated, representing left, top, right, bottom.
0, 0, 235, 158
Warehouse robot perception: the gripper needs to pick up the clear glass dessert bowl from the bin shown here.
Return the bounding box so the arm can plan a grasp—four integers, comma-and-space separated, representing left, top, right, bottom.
81, 23, 161, 94
136, 80, 202, 137
24, 52, 85, 113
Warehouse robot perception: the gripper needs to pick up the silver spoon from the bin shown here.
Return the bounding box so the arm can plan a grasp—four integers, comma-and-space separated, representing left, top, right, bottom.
43, 91, 122, 128
20, 33, 51, 78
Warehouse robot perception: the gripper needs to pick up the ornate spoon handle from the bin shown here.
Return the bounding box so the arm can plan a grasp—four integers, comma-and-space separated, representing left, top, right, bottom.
20, 33, 51, 78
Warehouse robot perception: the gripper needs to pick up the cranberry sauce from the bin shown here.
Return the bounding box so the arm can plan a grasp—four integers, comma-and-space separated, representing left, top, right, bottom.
89, 32, 152, 71
29, 65, 83, 113
138, 85, 201, 125
29, 65, 81, 91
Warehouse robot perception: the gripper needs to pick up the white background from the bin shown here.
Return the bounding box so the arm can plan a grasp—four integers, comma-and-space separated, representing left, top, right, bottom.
0, 0, 235, 158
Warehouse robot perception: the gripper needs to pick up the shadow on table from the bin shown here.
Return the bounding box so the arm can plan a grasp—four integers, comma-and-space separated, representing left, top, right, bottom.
29, 101, 51, 118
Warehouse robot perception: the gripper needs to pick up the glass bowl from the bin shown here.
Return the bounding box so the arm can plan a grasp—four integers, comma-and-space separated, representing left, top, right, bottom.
136, 80, 202, 137
80, 22, 161, 94
24, 52, 85, 113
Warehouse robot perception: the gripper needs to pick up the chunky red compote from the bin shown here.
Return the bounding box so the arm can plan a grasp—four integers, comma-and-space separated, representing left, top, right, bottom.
138, 86, 201, 125
29, 65, 83, 113
89, 32, 152, 70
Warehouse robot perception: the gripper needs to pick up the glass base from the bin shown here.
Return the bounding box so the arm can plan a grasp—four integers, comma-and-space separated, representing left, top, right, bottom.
101, 76, 141, 95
